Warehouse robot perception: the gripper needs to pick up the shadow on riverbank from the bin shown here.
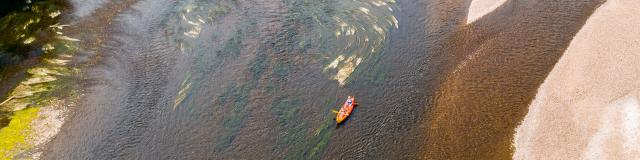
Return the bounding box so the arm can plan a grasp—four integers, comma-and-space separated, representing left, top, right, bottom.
0, 0, 69, 121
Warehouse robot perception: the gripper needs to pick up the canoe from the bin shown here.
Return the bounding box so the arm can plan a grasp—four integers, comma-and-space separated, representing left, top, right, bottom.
336, 96, 357, 124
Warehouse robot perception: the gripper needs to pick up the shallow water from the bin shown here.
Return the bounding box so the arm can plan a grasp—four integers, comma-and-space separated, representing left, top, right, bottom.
43, 0, 440, 159
70, 0, 107, 18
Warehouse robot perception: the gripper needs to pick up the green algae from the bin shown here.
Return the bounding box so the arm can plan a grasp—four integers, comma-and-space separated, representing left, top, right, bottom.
214, 82, 252, 152
0, 107, 39, 160
249, 53, 268, 80
168, 0, 395, 157
304, 118, 334, 159
279, 99, 336, 160
216, 30, 243, 57
271, 97, 300, 126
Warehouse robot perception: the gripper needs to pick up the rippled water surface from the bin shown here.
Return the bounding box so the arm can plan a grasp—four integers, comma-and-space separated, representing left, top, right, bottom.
43, 0, 439, 159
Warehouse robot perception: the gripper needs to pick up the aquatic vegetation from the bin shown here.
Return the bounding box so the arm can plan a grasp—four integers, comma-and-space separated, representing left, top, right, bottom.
283, 111, 336, 160
268, 93, 337, 159
253, 1, 397, 156
214, 83, 252, 152
348, 55, 388, 98
165, 0, 396, 158
271, 97, 301, 127
282, 0, 398, 86
170, 0, 243, 112
216, 30, 244, 57
249, 53, 268, 80
273, 59, 292, 79
304, 118, 335, 159
244, 0, 399, 157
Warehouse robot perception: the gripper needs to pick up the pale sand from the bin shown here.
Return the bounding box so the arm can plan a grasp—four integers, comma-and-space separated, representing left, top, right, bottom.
513, 0, 640, 159
466, 0, 506, 24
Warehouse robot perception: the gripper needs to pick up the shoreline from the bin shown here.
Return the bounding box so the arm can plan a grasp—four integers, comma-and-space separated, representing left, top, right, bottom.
466, 0, 506, 24
514, 0, 640, 159
0, 0, 135, 158
424, 0, 604, 159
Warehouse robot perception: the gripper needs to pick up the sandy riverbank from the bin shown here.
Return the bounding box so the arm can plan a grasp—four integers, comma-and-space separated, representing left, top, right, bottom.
424, 0, 605, 158
514, 0, 640, 159
466, 0, 506, 24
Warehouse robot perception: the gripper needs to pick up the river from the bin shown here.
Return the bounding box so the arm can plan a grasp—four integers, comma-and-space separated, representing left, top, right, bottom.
0, 0, 605, 159
44, 0, 438, 159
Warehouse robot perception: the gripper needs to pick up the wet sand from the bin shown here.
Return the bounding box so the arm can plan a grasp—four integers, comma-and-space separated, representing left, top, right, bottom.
514, 0, 640, 159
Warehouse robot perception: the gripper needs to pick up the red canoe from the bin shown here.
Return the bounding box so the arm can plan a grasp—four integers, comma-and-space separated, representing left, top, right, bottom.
336, 96, 357, 124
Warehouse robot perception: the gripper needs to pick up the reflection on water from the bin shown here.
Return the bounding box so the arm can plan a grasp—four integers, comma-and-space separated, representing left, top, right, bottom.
173, 73, 191, 110
70, 0, 107, 18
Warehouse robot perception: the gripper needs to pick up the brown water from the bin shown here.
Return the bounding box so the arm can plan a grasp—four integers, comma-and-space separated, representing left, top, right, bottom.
37, 0, 604, 159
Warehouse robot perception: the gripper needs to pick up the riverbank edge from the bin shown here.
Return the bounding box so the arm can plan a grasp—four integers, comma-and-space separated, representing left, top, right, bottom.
513, 0, 640, 159
0, 0, 138, 159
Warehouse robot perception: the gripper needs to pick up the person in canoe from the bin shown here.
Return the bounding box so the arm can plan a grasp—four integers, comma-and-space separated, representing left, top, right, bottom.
332, 96, 357, 124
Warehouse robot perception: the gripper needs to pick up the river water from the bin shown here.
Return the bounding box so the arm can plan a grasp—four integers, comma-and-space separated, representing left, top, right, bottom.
45, 0, 437, 159
34, 0, 604, 159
